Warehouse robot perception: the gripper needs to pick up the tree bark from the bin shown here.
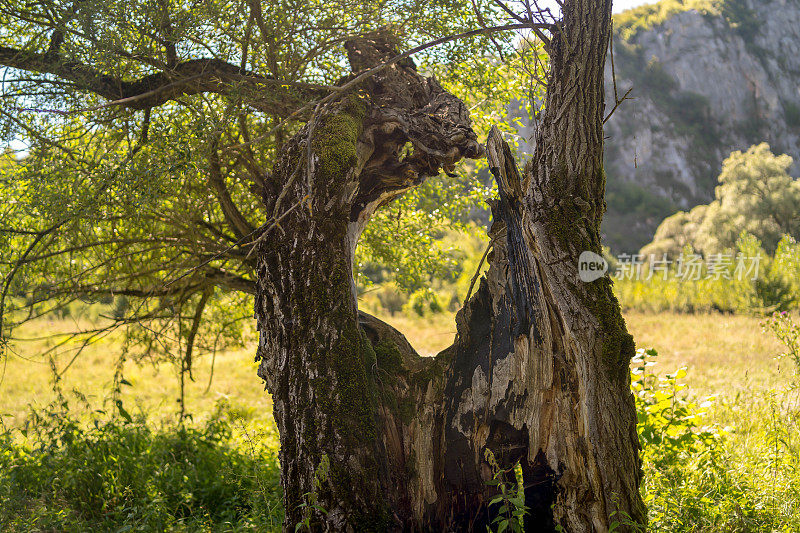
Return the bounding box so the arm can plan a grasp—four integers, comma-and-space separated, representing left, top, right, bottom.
254, 3, 645, 529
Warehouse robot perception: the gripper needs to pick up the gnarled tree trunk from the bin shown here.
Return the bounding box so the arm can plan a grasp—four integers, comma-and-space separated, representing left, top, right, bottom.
254, 2, 646, 531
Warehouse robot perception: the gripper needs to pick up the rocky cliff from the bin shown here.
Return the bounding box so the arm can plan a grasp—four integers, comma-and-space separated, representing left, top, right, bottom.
551, 0, 800, 252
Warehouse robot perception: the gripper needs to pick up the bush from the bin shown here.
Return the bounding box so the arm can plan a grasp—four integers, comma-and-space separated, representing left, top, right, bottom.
614, 0, 720, 40
375, 284, 407, 316
404, 289, 444, 317
645, 144, 800, 257
634, 348, 796, 531
617, 233, 799, 314
720, 0, 759, 43
0, 400, 283, 532
633, 349, 723, 468
784, 102, 800, 129
764, 311, 800, 373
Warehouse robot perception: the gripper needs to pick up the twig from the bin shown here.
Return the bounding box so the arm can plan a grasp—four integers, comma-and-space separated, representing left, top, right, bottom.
603, 86, 633, 124
465, 239, 494, 302
247, 195, 309, 258
266, 22, 553, 139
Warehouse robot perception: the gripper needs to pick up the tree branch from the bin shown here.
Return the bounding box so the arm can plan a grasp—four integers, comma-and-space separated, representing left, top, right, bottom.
0, 47, 333, 116
208, 137, 257, 239
271, 21, 554, 134
184, 288, 212, 380
202, 268, 256, 294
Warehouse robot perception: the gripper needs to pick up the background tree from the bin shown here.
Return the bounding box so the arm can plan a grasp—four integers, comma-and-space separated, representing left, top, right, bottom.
642, 143, 800, 258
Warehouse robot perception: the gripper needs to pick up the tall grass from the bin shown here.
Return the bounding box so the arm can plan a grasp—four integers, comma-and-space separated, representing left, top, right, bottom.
635, 346, 800, 531
3, 311, 800, 531
0, 398, 283, 532
614, 236, 800, 314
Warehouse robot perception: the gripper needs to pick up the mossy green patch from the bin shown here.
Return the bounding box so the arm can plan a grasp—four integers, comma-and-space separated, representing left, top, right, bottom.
374, 339, 404, 374
292, 228, 389, 522
396, 398, 416, 425
323, 322, 379, 445
312, 94, 367, 183
410, 357, 446, 389
588, 277, 636, 381
539, 158, 635, 381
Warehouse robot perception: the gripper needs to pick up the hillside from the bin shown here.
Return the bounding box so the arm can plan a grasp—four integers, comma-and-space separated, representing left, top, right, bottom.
553, 0, 800, 251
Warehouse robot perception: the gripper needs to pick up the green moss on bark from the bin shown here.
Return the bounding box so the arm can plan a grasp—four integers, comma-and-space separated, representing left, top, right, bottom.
410, 357, 446, 389
312, 94, 366, 183
396, 398, 416, 425
374, 340, 404, 374
275, 92, 397, 529
540, 159, 634, 381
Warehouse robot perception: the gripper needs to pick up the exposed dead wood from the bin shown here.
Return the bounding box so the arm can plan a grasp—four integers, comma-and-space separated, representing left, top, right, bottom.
253, 10, 644, 529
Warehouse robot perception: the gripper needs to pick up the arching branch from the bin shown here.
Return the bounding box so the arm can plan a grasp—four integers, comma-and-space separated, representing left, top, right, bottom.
0, 48, 332, 116
209, 137, 257, 239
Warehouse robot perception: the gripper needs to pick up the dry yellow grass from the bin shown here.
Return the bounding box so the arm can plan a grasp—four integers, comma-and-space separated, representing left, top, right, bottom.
1, 318, 270, 428
0, 311, 789, 428
375, 310, 789, 399
624, 311, 788, 398
372, 312, 457, 356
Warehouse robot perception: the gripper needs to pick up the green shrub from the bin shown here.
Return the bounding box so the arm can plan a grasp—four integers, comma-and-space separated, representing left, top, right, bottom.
634, 348, 797, 531
720, 0, 759, 43
633, 349, 723, 468
0, 401, 283, 532
404, 289, 444, 316
605, 180, 677, 219
375, 284, 407, 316
784, 102, 800, 128
763, 311, 800, 373
614, 0, 720, 40
616, 233, 799, 314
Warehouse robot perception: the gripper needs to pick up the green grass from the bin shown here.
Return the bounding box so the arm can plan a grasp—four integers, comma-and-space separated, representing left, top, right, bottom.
0, 401, 283, 532
2, 311, 800, 531
1, 318, 283, 531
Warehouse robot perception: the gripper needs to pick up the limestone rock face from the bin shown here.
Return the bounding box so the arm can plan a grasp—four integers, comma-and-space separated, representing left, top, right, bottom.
521, 0, 800, 251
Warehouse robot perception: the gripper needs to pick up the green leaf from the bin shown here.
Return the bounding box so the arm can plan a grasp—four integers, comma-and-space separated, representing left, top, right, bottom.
115, 399, 132, 423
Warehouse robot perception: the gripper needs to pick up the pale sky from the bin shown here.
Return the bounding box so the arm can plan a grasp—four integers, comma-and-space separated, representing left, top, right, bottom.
536, 0, 658, 14
612, 0, 658, 13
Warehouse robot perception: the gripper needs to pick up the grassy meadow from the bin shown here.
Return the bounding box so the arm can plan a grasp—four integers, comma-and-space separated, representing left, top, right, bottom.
1, 311, 786, 425
2, 308, 800, 531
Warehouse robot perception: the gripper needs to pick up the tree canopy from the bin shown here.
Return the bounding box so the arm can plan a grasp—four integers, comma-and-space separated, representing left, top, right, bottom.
0, 0, 548, 370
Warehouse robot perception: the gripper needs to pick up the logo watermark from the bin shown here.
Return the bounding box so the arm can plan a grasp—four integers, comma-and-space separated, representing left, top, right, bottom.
578, 251, 608, 282
578, 252, 761, 282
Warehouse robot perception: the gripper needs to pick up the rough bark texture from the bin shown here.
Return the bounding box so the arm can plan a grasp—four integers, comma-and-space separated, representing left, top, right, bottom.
253, 31, 483, 530
254, 3, 645, 529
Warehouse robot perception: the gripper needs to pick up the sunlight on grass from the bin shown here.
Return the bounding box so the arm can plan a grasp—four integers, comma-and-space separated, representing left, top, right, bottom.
1, 311, 786, 426
3, 311, 800, 531
1, 318, 270, 428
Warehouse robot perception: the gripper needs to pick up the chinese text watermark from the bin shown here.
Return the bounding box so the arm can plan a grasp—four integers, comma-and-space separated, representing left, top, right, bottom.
578, 252, 761, 282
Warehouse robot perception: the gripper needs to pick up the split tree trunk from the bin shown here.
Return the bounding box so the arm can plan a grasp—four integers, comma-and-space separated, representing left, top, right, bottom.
254, 2, 645, 530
